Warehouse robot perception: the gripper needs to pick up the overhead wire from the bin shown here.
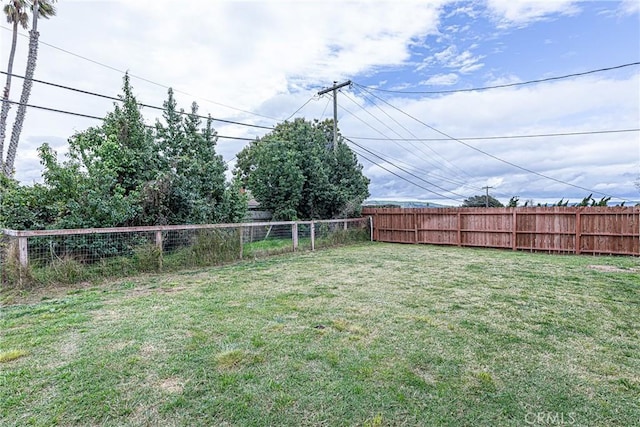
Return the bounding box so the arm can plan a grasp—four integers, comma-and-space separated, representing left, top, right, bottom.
354, 61, 640, 94
354, 83, 631, 201
1, 71, 275, 130
319, 94, 333, 119
346, 128, 640, 141
338, 90, 480, 193
8, 70, 636, 143
348, 142, 464, 202
348, 84, 476, 182
282, 95, 317, 122
3, 99, 256, 142
344, 137, 468, 200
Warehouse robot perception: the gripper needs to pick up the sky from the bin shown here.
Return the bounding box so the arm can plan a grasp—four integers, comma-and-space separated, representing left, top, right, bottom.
1, 0, 639, 206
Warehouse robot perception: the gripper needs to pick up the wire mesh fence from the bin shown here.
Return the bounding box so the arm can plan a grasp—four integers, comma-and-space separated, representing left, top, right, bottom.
1, 218, 371, 287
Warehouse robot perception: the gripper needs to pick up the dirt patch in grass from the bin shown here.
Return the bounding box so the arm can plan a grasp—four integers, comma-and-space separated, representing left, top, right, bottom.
158, 377, 184, 394
588, 265, 639, 273
35, 331, 82, 370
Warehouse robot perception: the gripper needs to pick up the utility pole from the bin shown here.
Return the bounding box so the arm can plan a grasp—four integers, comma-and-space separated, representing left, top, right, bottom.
482, 186, 493, 208
318, 80, 351, 153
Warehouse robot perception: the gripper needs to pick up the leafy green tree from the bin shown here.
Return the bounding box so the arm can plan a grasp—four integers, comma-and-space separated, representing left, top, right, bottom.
462, 195, 504, 208
1, 74, 246, 231
4, 0, 57, 177
0, 173, 54, 229
37, 143, 140, 228
38, 73, 158, 228
235, 118, 369, 220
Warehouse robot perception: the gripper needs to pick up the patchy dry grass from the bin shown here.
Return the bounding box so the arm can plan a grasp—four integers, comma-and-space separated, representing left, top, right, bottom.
1, 243, 639, 426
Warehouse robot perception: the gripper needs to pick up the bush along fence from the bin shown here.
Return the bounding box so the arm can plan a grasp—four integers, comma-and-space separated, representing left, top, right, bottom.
362, 206, 640, 256
0, 218, 371, 286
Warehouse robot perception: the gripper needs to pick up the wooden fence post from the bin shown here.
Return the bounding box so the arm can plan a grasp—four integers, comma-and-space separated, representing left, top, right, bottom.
414, 211, 418, 244
310, 222, 315, 251
457, 212, 461, 247
374, 211, 379, 241
292, 223, 298, 251
18, 236, 28, 269
575, 210, 581, 255
154, 230, 163, 270
512, 210, 517, 251
369, 216, 374, 242
239, 226, 244, 259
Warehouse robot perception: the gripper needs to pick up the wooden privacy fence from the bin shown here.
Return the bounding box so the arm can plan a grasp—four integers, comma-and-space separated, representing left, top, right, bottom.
362, 207, 640, 256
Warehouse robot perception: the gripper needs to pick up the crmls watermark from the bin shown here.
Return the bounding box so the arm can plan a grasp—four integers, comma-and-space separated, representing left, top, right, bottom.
525, 411, 577, 425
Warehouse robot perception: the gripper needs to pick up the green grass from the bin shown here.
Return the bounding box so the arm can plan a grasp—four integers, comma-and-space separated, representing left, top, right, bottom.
1, 243, 639, 426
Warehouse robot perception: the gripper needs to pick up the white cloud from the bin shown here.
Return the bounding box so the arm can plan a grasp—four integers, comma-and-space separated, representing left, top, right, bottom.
486, 0, 581, 27
619, 0, 640, 15
420, 73, 459, 86
428, 45, 485, 74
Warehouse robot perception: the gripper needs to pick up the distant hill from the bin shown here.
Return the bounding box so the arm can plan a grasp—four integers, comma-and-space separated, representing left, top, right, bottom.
363, 200, 451, 208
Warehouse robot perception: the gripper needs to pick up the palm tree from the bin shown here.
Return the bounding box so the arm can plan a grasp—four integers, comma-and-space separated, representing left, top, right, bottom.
3, 0, 56, 177
0, 0, 29, 173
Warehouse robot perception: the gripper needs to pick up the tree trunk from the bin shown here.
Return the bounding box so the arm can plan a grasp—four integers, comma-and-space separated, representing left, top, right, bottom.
4, 0, 39, 177
0, 20, 20, 172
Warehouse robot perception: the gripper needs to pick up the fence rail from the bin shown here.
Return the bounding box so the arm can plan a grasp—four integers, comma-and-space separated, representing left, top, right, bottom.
362, 207, 640, 256
1, 218, 371, 286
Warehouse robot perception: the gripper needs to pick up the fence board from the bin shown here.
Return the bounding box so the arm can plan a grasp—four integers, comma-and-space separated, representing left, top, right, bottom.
362, 207, 640, 256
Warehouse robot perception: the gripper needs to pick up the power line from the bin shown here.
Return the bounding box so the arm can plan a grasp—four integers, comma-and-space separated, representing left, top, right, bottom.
349, 143, 463, 202
282, 96, 318, 122
353, 61, 640, 94
320, 94, 332, 119
348, 140, 472, 189
345, 137, 468, 200
348, 85, 476, 182
1, 71, 275, 130
355, 84, 631, 201
5, 99, 105, 121
339, 91, 478, 192
3, 99, 257, 142
0, 25, 279, 121
346, 128, 640, 141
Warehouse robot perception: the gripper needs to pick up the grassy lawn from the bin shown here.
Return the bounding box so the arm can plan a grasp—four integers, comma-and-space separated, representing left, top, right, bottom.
1, 243, 639, 426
